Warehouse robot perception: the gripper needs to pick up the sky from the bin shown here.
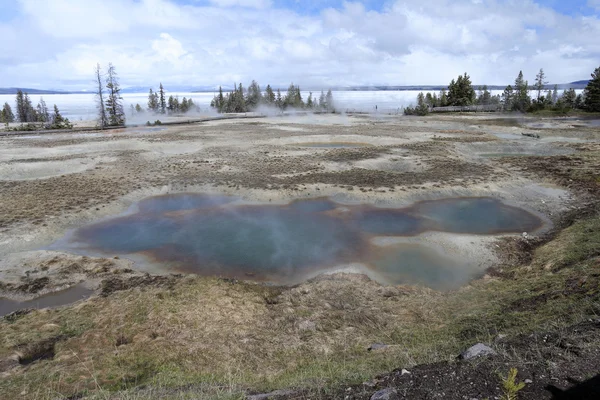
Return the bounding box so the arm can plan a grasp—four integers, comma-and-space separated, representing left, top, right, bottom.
0, 0, 599, 91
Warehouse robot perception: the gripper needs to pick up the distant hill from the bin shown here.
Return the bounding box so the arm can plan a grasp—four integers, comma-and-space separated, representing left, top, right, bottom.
1, 80, 592, 95
122, 85, 217, 93
568, 80, 590, 87
0, 88, 74, 95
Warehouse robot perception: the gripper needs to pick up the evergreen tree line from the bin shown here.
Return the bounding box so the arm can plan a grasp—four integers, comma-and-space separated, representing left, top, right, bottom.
143, 84, 197, 115
0, 90, 71, 130
210, 81, 335, 113
405, 65, 600, 115
95, 63, 125, 128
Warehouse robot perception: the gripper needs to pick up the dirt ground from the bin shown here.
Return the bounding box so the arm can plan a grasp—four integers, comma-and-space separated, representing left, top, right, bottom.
0, 114, 584, 278
0, 112, 599, 399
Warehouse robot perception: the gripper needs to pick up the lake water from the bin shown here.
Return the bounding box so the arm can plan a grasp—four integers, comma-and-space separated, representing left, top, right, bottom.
52, 194, 544, 289
3, 89, 574, 121
0, 91, 417, 120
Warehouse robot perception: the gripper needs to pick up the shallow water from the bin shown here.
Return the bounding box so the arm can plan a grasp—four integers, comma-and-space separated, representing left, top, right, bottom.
0, 284, 94, 317
482, 153, 538, 158
293, 142, 371, 148
52, 194, 544, 289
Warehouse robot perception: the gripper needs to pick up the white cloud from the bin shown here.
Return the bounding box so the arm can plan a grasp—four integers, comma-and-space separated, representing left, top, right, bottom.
152, 33, 187, 60
1, 0, 599, 90
208, 0, 272, 8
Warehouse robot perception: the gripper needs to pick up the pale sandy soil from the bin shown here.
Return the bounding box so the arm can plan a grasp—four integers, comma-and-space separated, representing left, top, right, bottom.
0, 113, 596, 299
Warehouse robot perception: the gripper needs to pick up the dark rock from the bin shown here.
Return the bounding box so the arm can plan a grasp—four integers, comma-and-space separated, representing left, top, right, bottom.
1, 308, 33, 322
370, 388, 399, 400
368, 343, 389, 351
246, 389, 296, 400
16, 277, 50, 293
458, 343, 497, 360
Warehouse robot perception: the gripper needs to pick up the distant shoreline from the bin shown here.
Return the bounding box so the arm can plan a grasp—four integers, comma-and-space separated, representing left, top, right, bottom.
0, 81, 589, 95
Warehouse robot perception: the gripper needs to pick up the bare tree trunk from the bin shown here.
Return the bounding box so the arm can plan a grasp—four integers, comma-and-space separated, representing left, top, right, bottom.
95, 63, 107, 129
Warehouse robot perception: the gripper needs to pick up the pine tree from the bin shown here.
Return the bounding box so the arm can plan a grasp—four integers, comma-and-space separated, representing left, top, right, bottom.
167, 95, 175, 113
415, 92, 429, 115
501, 85, 514, 111
218, 86, 224, 112
23, 93, 36, 122
552, 85, 559, 105
94, 63, 108, 128
265, 85, 275, 105
477, 85, 491, 105
36, 97, 50, 124
318, 91, 326, 110
159, 83, 166, 114
425, 92, 434, 107
15, 90, 26, 123
447, 73, 475, 106
148, 88, 158, 112
181, 97, 189, 113
295, 86, 303, 108
284, 83, 296, 109
105, 63, 125, 126
1, 102, 15, 123
575, 94, 584, 109
307, 92, 314, 109
513, 71, 531, 112
325, 89, 334, 112
276, 89, 283, 110
50, 104, 72, 129
235, 83, 246, 112
534, 68, 547, 101
439, 89, 448, 107
135, 104, 143, 113
583, 66, 600, 112
562, 89, 577, 109
246, 80, 261, 110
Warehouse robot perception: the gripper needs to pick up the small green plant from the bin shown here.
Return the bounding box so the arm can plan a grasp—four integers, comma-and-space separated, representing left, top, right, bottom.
500, 368, 526, 400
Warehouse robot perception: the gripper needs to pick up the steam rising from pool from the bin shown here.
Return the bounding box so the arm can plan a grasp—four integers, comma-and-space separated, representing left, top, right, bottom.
52, 194, 544, 289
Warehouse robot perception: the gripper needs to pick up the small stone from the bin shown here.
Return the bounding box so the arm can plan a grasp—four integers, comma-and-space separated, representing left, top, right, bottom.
370, 388, 399, 400
525, 379, 533, 384
459, 343, 497, 360
298, 320, 316, 332
522, 232, 528, 238
246, 390, 296, 400
401, 369, 410, 375
368, 343, 389, 351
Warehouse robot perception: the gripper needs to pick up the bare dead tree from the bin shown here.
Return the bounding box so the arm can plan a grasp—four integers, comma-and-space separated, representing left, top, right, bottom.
95, 63, 108, 129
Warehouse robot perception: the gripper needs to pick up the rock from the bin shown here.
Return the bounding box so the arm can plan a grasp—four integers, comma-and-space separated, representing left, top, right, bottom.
298, 320, 316, 332
458, 343, 497, 360
525, 379, 533, 384
401, 368, 410, 375
522, 232, 528, 238
40, 323, 60, 332
368, 343, 389, 351
370, 388, 399, 400
246, 389, 296, 400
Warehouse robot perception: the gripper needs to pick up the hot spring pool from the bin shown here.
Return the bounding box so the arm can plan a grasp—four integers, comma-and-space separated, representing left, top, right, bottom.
50, 194, 545, 290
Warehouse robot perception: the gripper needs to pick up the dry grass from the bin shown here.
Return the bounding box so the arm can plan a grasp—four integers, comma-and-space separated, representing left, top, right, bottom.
1, 216, 600, 398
